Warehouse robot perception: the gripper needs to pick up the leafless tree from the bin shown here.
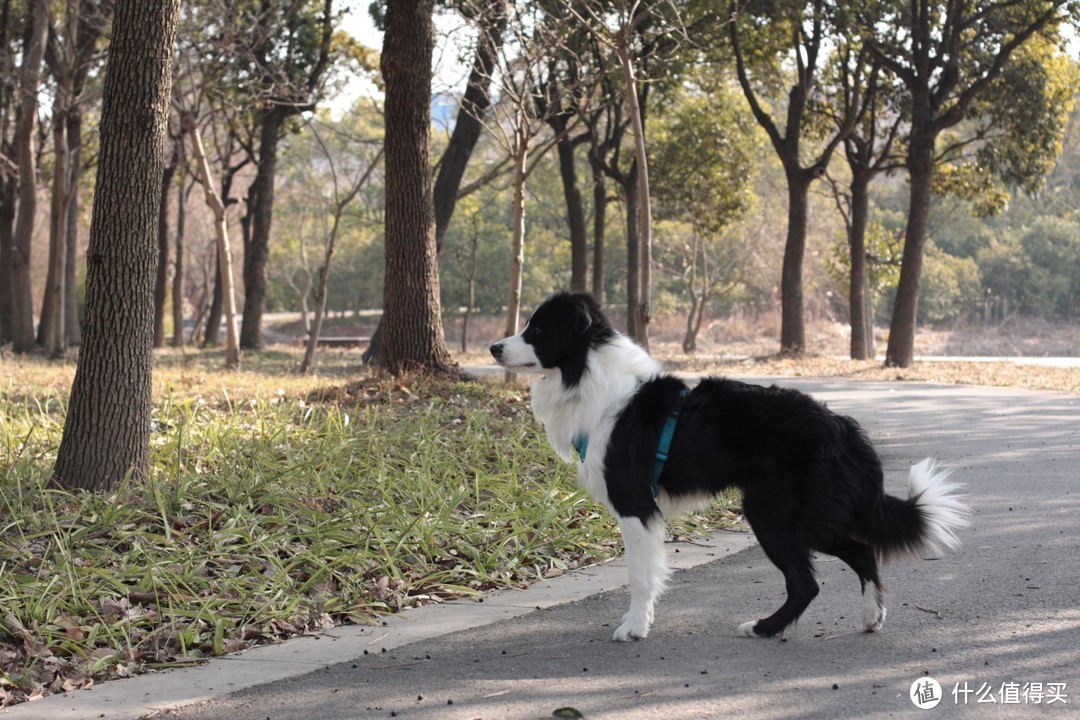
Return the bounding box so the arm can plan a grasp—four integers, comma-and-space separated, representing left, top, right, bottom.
183, 111, 241, 369
299, 123, 383, 375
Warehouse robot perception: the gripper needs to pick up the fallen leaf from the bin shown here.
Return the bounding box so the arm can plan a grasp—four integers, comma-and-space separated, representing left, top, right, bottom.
552, 708, 585, 719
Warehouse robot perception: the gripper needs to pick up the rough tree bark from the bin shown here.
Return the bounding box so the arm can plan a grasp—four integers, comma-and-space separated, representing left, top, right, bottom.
617, 37, 652, 351
587, 146, 607, 302
64, 108, 82, 346
61, 0, 112, 348
53, 0, 181, 491
778, 166, 819, 355
9, 0, 48, 353
379, 0, 455, 376
847, 168, 872, 360
172, 175, 188, 347
885, 130, 934, 367
239, 105, 286, 350
549, 113, 588, 293
623, 160, 640, 341
366, 0, 506, 367
38, 0, 82, 356
154, 139, 179, 347
0, 0, 13, 343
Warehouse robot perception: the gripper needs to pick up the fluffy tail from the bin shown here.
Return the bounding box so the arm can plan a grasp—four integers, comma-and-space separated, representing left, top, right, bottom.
867, 458, 971, 562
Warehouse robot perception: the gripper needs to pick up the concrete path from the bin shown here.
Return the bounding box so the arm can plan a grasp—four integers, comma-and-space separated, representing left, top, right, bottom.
8, 378, 1078, 720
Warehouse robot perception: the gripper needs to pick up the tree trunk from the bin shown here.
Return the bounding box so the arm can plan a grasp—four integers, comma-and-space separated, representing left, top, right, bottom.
588, 149, 606, 303
0, 176, 13, 344
461, 227, 478, 353
172, 175, 187, 347
241, 105, 286, 350
779, 168, 813, 356
205, 166, 245, 346
624, 160, 640, 341
296, 232, 313, 333
300, 254, 331, 375
185, 113, 240, 369
39, 0, 81, 356
0, 0, 12, 343
433, 0, 506, 250
864, 270, 875, 358
203, 257, 223, 346
554, 128, 588, 293
40, 93, 70, 356
503, 140, 527, 384
848, 169, 871, 360
360, 0, 506, 369
9, 0, 48, 354
154, 141, 178, 348
682, 234, 701, 354
885, 130, 934, 368
61, 0, 108, 349
64, 106, 83, 346
503, 131, 529, 343
53, 0, 181, 491
379, 0, 454, 376
618, 44, 651, 351
505, 137, 527, 340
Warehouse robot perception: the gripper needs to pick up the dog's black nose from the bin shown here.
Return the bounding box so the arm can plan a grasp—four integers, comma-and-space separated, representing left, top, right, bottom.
490, 342, 503, 360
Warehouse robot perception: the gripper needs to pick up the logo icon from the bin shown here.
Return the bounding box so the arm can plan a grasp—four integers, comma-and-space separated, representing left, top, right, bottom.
911, 682, 946, 708
911, 677, 943, 709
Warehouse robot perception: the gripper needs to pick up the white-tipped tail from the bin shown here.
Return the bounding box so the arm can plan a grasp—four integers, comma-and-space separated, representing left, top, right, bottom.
908, 458, 971, 555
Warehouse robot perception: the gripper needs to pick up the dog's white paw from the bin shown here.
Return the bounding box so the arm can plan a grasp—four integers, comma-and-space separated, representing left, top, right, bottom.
737, 620, 792, 638
613, 615, 650, 641
863, 604, 887, 633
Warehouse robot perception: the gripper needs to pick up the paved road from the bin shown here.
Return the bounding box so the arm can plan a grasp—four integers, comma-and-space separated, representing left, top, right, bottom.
20, 379, 1080, 720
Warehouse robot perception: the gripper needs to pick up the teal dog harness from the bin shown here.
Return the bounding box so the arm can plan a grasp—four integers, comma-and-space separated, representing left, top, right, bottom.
573, 386, 689, 499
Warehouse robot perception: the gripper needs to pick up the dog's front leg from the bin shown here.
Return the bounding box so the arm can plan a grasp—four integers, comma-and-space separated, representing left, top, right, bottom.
613, 514, 669, 641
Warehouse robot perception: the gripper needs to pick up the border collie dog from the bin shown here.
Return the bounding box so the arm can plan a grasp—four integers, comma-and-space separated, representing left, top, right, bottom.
490, 292, 970, 642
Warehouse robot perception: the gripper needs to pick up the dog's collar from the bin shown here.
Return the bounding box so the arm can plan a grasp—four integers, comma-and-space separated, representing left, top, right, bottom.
651, 386, 689, 497
573, 385, 689, 499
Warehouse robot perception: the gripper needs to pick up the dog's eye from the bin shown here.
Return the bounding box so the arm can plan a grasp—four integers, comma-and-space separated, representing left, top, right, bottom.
531, 327, 544, 338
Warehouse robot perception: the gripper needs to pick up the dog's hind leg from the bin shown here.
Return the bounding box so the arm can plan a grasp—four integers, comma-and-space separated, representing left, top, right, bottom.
613, 514, 669, 641
738, 525, 819, 639
827, 537, 886, 632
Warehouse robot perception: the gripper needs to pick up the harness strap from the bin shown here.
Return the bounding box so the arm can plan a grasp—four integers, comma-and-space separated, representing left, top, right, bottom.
651, 386, 689, 497
573, 385, 689, 500
572, 434, 588, 461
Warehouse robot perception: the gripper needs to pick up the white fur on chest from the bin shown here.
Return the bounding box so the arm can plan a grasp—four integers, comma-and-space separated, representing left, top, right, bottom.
529, 336, 660, 508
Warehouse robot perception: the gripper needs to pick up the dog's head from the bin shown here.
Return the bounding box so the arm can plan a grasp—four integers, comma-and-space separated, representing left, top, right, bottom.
490, 292, 615, 387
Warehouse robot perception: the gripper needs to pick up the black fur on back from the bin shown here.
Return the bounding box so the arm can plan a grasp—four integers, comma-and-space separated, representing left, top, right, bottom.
523, 293, 616, 388
605, 376, 923, 557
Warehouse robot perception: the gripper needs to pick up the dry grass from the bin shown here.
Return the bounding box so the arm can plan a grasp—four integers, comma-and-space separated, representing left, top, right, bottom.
0, 350, 738, 707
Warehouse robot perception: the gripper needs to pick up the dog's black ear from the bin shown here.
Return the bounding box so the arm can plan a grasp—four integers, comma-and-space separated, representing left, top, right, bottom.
574, 299, 594, 334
